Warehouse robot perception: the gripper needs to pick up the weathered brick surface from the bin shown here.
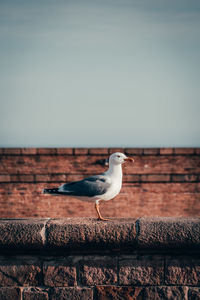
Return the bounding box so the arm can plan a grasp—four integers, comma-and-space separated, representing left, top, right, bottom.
188, 288, 200, 300
43, 261, 76, 287
96, 286, 143, 300
0, 218, 199, 299
23, 288, 49, 300
119, 256, 164, 285
46, 218, 137, 251
96, 286, 188, 300
0, 218, 199, 254
0, 261, 42, 286
141, 286, 188, 300
51, 287, 93, 300
0, 219, 48, 251
138, 217, 200, 249
165, 257, 200, 285
0, 287, 21, 300
79, 258, 117, 286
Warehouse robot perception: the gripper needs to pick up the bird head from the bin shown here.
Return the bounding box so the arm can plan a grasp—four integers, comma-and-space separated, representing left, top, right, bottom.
109, 152, 134, 165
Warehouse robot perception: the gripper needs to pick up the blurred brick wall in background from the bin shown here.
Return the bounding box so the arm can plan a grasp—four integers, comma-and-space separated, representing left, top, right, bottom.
0, 147, 199, 218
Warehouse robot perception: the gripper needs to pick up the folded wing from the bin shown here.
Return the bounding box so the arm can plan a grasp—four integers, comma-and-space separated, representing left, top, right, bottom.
58, 175, 111, 197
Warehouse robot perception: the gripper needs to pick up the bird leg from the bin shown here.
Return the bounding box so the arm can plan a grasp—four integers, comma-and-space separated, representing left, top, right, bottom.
95, 201, 110, 221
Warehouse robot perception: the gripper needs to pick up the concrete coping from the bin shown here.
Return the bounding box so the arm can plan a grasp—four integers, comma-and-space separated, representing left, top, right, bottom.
0, 218, 199, 254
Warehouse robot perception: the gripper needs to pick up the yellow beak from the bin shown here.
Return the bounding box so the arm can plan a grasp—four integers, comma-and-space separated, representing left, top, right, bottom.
124, 157, 134, 163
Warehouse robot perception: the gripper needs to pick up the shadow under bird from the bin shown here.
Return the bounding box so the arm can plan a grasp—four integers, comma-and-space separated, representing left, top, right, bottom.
43, 152, 134, 221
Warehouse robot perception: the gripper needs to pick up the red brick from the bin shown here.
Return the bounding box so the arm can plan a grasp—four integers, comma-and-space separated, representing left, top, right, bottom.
51, 287, 93, 300
0, 154, 199, 175
174, 148, 194, 155
50, 174, 67, 182
125, 148, 143, 155
21, 148, 37, 155
74, 148, 89, 155
23, 288, 49, 300
96, 286, 143, 300
89, 148, 109, 155
0, 288, 21, 300
172, 174, 199, 182
171, 175, 186, 182
109, 148, 124, 154
0, 144, 199, 219
0, 149, 4, 155
141, 174, 170, 182
37, 148, 57, 155
0, 261, 42, 286
0, 175, 10, 182
0, 182, 200, 218
65, 174, 84, 182
10, 175, 34, 182
35, 175, 51, 182
141, 287, 187, 300
43, 261, 76, 287
196, 148, 200, 155
79, 258, 117, 286
96, 286, 187, 300
185, 174, 198, 182
143, 148, 159, 155
57, 148, 73, 155
119, 257, 164, 285
160, 148, 174, 155
123, 175, 140, 182
188, 288, 200, 299
165, 257, 200, 285
3, 148, 21, 155
36, 174, 67, 182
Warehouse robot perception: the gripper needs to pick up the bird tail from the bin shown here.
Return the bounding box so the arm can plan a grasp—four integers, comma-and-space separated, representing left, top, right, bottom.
43, 188, 59, 195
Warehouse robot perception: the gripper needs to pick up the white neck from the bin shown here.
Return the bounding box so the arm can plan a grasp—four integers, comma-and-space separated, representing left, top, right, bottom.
105, 162, 122, 179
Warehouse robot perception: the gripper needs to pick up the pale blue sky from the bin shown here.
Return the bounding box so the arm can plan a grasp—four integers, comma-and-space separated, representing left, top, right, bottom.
0, 0, 200, 147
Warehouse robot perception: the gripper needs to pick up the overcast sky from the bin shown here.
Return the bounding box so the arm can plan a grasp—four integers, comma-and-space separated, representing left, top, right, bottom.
0, 0, 200, 147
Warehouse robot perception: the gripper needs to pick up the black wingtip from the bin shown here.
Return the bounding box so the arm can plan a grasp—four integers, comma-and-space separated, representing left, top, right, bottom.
43, 188, 59, 194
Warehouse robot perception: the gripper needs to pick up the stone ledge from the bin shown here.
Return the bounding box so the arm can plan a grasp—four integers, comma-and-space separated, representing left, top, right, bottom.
0, 218, 199, 254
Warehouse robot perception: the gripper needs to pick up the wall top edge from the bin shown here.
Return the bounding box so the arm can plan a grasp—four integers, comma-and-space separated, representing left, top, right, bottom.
0, 217, 199, 254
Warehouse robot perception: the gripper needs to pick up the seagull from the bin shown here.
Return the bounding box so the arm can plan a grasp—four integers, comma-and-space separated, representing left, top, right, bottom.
43, 152, 134, 221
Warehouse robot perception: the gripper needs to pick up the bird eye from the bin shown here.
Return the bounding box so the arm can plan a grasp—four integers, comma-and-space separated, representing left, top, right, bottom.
117, 155, 120, 158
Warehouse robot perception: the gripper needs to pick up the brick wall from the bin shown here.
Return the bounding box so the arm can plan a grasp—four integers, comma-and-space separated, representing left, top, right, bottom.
0, 218, 199, 299
0, 148, 199, 218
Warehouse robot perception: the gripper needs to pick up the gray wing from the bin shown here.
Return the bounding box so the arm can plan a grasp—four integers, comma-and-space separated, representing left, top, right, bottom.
58, 175, 111, 197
